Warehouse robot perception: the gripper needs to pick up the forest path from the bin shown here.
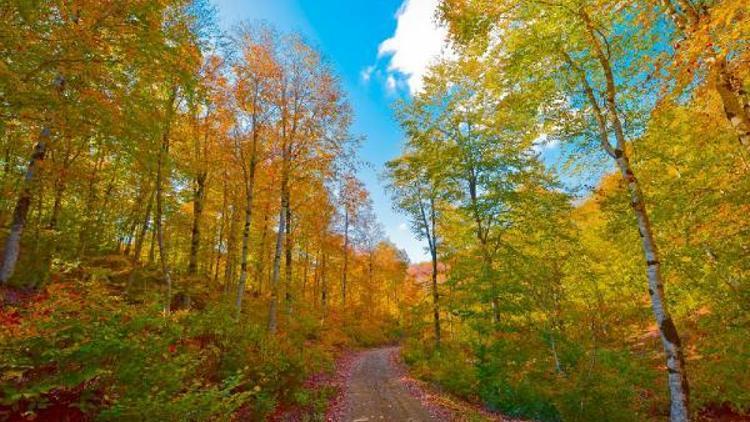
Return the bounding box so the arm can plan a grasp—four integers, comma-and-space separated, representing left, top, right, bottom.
337, 346, 442, 422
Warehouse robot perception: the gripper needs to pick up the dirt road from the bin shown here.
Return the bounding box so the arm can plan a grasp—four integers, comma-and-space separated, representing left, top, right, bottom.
338, 347, 442, 421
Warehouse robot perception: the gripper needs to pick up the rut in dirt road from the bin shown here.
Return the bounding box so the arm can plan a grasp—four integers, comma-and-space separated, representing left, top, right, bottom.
340, 347, 439, 421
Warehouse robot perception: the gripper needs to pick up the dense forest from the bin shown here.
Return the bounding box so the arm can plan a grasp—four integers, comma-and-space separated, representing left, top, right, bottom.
0, 1, 410, 420
1, 0, 749, 421
386, 1, 749, 421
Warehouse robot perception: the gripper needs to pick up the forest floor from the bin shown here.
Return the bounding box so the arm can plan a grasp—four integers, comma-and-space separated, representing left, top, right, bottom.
325, 346, 508, 422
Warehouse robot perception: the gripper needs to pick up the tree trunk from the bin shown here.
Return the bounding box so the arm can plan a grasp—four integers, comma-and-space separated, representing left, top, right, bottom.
313, 249, 321, 306
268, 135, 290, 333
0, 128, 49, 283
302, 244, 309, 299
224, 204, 239, 294
212, 194, 227, 285
148, 220, 157, 266
578, 12, 690, 419
659, 3, 750, 152
127, 187, 153, 288
321, 251, 328, 319
284, 203, 293, 311
419, 194, 441, 348
254, 202, 270, 294
122, 213, 138, 256
714, 55, 750, 149
235, 126, 259, 317
48, 175, 65, 230
156, 88, 176, 315
341, 209, 349, 306
235, 189, 253, 318
267, 199, 286, 334
94, 172, 117, 250
468, 174, 500, 325
124, 183, 150, 256
211, 221, 223, 284
430, 197, 441, 347
187, 172, 207, 275
77, 153, 105, 258
214, 171, 230, 286
614, 152, 690, 422
430, 246, 441, 348
133, 191, 156, 262
155, 144, 172, 313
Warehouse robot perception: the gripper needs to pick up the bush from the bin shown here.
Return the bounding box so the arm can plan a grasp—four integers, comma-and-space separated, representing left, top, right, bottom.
400, 332, 657, 422
0, 279, 335, 421
474, 338, 560, 421
402, 339, 478, 400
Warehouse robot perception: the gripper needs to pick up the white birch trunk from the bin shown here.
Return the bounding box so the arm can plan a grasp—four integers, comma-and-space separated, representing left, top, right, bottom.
576, 12, 691, 419
0, 128, 49, 284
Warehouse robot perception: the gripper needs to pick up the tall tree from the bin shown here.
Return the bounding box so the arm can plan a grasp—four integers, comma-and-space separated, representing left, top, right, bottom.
0, 1, 174, 283
232, 26, 278, 317
440, 0, 690, 418
386, 154, 444, 347
185, 56, 224, 276
337, 174, 366, 306
265, 34, 353, 333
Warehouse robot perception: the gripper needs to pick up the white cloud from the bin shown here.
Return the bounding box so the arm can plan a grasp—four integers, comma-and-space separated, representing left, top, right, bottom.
386, 74, 397, 94
398, 222, 408, 231
360, 65, 375, 82
377, 0, 449, 94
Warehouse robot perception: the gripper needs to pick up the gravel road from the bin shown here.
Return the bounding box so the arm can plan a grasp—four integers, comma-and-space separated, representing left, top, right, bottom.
338, 347, 440, 422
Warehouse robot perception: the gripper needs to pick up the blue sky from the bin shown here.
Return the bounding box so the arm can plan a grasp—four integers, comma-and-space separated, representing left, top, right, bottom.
211, 0, 447, 262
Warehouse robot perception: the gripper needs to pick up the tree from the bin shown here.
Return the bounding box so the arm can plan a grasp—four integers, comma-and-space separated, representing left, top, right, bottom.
184, 55, 225, 276
400, 58, 546, 327
650, 0, 750, 149
265, 33, 353, 333
386, 153, 445, 347
0, 1, 193, 283
440, 0, 690, 418
337, 173, 367, 306
232, 25, 278, 317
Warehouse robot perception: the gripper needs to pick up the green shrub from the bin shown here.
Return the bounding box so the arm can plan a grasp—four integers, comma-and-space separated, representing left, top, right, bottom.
0, 279, 342, 421
474, 338, 560, 421
401, 339, 478, 400
400, 332, 659, 422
